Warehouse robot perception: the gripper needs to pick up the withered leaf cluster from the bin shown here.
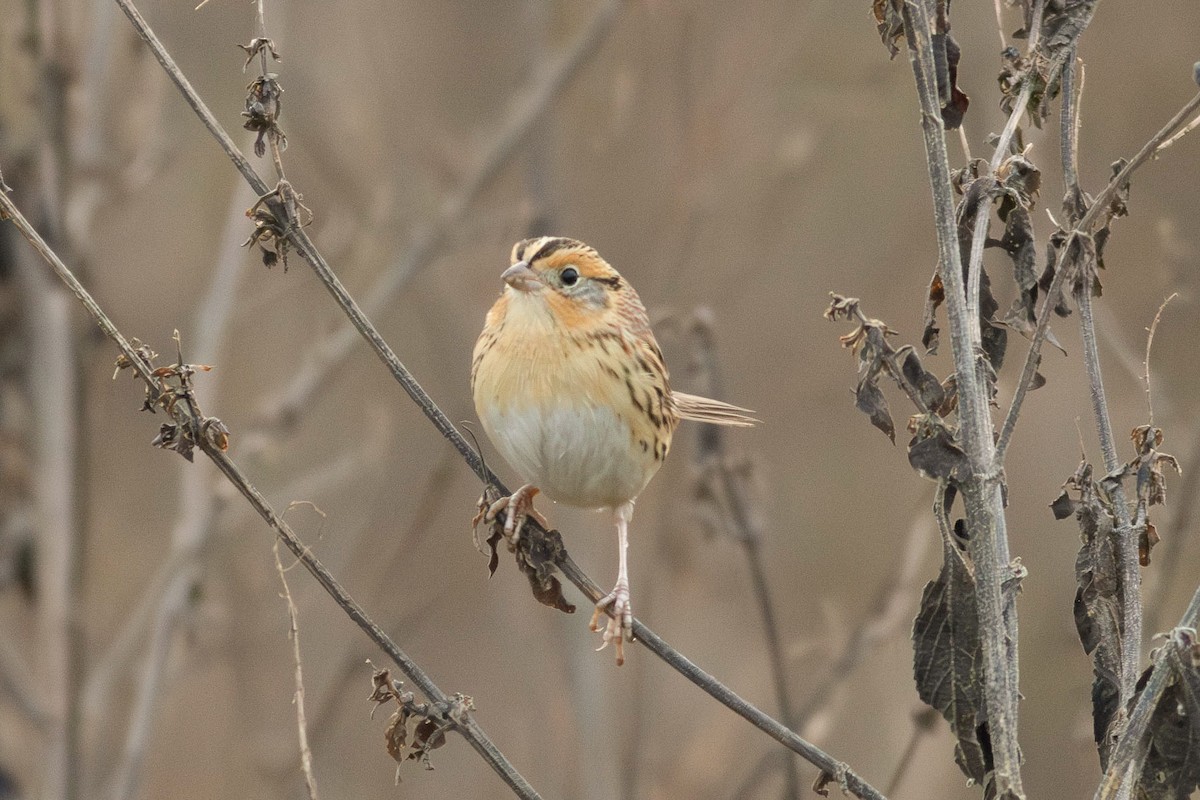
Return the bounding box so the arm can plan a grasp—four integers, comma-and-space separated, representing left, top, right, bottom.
871, 0, 969, 128
242, 71, 286, 159
1051, 460, 1124, 763
1136, 628, 1200, 799
1039, 158, 1132, 307
242, 182, 312, 272
112, 334, 230, 463
1052, 425, 1178, 766
826, 294, 964, 483
368, 665, 474, 778
472, 488, 575, 614
999, 0, 1098, 126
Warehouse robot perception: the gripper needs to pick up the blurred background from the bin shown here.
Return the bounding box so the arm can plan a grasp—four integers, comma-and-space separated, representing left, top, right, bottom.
0, 1, 1198, 798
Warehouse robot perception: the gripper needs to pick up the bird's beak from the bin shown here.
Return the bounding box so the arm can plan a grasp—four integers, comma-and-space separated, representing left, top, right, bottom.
501, 261, 540, 293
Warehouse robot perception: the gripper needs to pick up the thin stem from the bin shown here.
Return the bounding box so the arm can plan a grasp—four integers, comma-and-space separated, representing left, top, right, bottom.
689, 311, 800, 800
0, 187, 543, 800
275, 541, 321, 800
901, 0, 1023, 794
1060, 52, 1081, 193
1058, 52, 1139, 800
1079, 283, 1141, 702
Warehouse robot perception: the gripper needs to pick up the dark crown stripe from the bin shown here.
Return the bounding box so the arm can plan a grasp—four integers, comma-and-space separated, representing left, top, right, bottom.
526, 236, 577, 264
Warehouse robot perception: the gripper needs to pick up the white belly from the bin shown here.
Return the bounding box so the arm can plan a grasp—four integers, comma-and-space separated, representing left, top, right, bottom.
479, 402, 654, 509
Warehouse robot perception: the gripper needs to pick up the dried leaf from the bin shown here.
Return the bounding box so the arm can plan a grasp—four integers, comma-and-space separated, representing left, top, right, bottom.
923, 271, 944, 354
871, 0, 905, 58
900, 347, 946, 412
1140, 522, 1160, 567
856, 378, 895, 443
1038, 0, 1100, 71
913, 536, 991, 790
1056, 460, 1124, 764
908, 423, 968, 482
933, 31, 970, 129
1137, 629, 1200, 799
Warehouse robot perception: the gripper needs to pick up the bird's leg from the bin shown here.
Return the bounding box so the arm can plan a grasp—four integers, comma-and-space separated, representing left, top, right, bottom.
590, 501, 634, 665
475, 483, 548, 547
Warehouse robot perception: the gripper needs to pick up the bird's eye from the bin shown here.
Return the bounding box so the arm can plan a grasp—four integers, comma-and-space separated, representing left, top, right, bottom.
560, 267, 580, 287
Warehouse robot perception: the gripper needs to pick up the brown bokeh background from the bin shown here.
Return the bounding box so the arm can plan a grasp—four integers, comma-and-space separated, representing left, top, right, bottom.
1, 1, 1198, 798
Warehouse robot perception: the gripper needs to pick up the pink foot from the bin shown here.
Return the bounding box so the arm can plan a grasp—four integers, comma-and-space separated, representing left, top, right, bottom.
589, 581, 632, 666
473, 484, 548, 547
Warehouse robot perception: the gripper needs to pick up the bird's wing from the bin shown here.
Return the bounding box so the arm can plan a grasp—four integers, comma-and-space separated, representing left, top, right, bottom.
672, 392, 758, 427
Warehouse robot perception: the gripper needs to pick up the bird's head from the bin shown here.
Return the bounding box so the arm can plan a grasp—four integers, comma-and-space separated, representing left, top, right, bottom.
501, 237, 627, 322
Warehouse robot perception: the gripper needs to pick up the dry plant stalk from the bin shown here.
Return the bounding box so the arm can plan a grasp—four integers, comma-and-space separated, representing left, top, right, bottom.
832, 2, 1200, 799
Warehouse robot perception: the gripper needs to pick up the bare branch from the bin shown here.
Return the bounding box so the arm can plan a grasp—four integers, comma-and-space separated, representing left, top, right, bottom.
555, 553, 888, 800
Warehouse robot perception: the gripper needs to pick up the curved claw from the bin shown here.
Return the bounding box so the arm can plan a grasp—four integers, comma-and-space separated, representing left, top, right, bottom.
589, 582, 633, 666
472, 484, 548, 547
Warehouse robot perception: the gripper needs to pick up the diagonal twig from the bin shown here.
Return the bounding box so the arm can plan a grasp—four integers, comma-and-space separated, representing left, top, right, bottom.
267, 0, 623, 425
0, 187, 543, 800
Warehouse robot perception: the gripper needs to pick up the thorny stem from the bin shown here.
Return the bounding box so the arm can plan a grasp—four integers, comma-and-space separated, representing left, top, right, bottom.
901, 1, 1024, 796
107, 3, 889, 797
994, 88, 1200, 466
0, 188, 544, 800
1094, 585, 1200, 800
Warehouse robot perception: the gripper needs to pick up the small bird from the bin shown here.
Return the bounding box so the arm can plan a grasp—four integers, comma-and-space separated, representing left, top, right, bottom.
471, 236, 755, 664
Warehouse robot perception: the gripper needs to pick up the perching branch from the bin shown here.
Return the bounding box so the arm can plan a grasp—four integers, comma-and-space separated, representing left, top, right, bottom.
109, 2, 889, 796
555, 553, 888, 800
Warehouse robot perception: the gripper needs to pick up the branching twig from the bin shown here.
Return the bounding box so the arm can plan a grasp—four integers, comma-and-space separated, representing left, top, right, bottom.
687, 308, 800, 800
1057, 52, 1144, 720
994, 88, 1200, 464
